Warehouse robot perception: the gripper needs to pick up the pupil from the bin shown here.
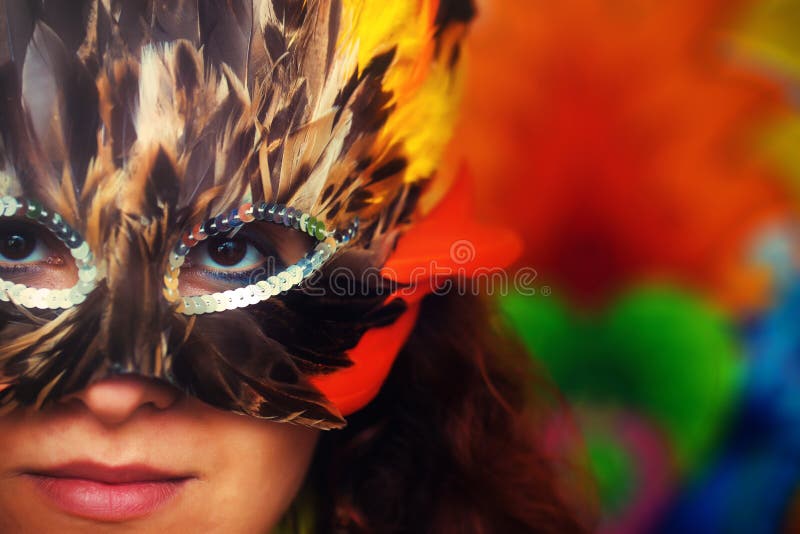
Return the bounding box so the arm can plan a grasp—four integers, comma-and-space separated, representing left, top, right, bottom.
1, 232, 35, 261
209, 237, 247, 267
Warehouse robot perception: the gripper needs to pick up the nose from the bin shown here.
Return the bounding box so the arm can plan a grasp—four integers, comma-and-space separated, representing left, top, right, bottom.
62, 375, 180, 426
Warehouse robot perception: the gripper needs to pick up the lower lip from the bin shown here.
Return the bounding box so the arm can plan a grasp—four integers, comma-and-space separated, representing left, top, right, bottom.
26, 475, 189, 521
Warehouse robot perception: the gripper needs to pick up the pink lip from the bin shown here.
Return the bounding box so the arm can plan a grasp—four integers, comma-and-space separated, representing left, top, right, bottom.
23, 462, 194, 522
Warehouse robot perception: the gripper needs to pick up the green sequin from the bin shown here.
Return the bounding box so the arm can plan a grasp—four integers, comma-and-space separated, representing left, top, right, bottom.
307, 217, 318, 237
25, 200, 41, 219
314, 223, 327, 241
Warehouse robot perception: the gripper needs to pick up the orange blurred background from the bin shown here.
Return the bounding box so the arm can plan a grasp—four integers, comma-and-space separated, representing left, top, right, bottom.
446, 1, 800, 532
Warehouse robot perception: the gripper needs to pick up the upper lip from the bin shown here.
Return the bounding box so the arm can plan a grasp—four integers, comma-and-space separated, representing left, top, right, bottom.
25, 462, 194, 484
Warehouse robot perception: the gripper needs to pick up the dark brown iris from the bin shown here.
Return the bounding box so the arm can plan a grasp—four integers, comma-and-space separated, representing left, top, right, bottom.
0, 226, 36, 261
207, 236, 247, 266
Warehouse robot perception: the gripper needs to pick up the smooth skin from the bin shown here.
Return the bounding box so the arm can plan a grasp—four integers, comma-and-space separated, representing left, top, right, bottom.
0, 376, 319, 533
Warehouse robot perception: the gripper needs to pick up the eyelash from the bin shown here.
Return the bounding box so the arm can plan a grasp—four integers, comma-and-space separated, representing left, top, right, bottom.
186, 235, 279, 271
0, 263, 42, 272
200, 268, 257, 283
167, 199, 358, 314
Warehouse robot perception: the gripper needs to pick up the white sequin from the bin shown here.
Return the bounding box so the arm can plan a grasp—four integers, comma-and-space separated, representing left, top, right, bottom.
267, 275, 282, 294
70, 242, 91, 261
19, 287, 37, 308
222, 290, 237, 311
255, 280, 274, 299
233, 287, 250, 308
75, 254, 94, 270
199, 296, 213, 315
47, 289, 65, 309
78, 265, 98, 283
0, 281, 11, 302
32, 289, 49, 310
68, 287, 87, 305
208, 293, 223, 313
287, 265, 303, 285
190, 296, 207, 315
168, 252, 185, 268
2, 196, 18, 217
76, 280, 95, 294
245, 285, 261, 305
9, 284, 24, 301
182, 297, 197, 316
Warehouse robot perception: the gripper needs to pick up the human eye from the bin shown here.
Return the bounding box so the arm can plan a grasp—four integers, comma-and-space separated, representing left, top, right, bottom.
0, 197, 97, 310
0, 219, 77, 289
186, 234, 268, 275
1, 220, 51, 263
168, 201, 357, 315
177, 225, 313, 296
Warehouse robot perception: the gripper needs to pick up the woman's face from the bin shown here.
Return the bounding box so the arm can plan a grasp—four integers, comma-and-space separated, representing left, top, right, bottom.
0, 376, 319, 533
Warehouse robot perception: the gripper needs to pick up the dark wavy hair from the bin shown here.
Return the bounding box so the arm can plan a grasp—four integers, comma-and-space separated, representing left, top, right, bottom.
284, 292, 595, 533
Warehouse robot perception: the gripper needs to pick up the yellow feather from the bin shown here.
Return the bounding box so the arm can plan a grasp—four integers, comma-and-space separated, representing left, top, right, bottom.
338, 0, 466, 200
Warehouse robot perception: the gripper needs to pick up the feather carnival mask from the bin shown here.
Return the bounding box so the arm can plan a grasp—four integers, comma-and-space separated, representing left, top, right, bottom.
0, 0, 474, 429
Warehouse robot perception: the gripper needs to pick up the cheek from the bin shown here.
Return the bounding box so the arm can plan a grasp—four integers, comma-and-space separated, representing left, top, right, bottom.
201, 415, 320, 531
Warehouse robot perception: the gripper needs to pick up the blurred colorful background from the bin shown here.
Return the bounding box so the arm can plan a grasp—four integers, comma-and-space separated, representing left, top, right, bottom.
444, 1, 800, 532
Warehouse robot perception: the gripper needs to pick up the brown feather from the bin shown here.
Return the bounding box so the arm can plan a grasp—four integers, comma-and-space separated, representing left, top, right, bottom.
0, 0, 470, 429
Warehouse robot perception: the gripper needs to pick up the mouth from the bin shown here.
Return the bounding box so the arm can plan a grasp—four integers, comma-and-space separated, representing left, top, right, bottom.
22, 462, 196, 522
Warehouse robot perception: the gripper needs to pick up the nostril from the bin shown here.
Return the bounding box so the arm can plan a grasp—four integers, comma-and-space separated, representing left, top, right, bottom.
66, 375, 181, 426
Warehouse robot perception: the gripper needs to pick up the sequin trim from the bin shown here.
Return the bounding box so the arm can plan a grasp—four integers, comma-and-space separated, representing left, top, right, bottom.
167, 201, 358, 315
0, 196, 98, 310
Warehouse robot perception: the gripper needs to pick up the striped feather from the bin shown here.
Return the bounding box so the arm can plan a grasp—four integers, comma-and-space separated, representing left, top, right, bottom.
0, 0, 474, 428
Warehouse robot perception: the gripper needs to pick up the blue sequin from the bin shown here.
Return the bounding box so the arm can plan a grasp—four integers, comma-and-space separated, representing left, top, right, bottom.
229, 209, 244, 227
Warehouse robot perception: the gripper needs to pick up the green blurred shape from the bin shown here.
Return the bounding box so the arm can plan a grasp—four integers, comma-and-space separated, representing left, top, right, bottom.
587, 433, 635, 515
499, 286, 744, 472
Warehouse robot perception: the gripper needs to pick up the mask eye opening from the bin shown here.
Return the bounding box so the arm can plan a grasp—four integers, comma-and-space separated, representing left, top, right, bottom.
0, 196, 98, 310
166, 200, 358, 316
